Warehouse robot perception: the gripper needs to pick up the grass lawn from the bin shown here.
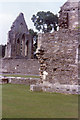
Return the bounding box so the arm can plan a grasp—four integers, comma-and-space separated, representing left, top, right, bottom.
2, 84, 79, 118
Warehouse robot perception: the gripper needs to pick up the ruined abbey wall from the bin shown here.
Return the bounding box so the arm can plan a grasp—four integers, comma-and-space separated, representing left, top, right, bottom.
31, 29, 80, 94
5, 13, 33, 59
59, 1, 78, 29
37, 29, 78, 85
30, 1, 80, 94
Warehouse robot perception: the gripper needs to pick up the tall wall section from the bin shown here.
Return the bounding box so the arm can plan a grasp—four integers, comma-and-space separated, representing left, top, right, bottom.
37, 29, 78, 85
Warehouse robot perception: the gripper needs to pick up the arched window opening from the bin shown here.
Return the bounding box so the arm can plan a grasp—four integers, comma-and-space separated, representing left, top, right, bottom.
26, 40, 28, 45
21, 33, 25, 56
22, 34, 25, 40
25, 40, 28, 57
66, 13, 69, 28
78, 45, 80, 61
17, 38, 20, 44
16, 38, 20, 56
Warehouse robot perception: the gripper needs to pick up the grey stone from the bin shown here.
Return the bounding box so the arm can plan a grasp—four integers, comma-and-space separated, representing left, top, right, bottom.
30, 85, 43, 91
5, 13, 33, 59
31, 0, 80, 94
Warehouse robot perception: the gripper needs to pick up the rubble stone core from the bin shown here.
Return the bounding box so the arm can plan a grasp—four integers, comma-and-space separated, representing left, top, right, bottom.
5, 13, 33, 59
30, 0, 80, 94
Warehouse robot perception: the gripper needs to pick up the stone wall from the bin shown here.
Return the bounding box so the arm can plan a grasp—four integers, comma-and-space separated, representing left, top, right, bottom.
0, 76, 40, 85
30, 29, 79, 94
37, 29, 78, 85
30, 0, 80, 94
1, 58, 40, 75
5, 13, 33, 59
59, 1, 78, 29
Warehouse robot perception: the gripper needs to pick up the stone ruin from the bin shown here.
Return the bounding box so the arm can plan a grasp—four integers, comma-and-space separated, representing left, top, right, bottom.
0, 13, 40, 75
59, 0, 79, 29
30, 0, 80, 94
5, 13, 33, 59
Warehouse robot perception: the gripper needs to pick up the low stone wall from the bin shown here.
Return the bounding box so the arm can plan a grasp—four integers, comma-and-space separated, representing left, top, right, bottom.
0, 58, 40, 75
30, 83, 80, 94
9, 77, 40, 85
0, 76, 40, 85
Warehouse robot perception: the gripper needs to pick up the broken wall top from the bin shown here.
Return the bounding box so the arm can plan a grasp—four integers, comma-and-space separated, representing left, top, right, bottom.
7, 13, 29, 43
60, 0, 79, 11
59, 0, 79, 29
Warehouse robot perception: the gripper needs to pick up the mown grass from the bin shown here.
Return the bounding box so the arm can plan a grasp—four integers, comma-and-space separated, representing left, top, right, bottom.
2, 84, 79, 118
1, 74, 40, 78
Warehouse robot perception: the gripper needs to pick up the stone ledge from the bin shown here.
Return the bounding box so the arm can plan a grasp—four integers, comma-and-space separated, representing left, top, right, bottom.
0, 76, 40, 85
30, 83, 80, 94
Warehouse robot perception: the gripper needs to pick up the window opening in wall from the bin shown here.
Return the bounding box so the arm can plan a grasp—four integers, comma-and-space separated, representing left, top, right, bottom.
20, 41, 22, 53
25, 40, 28, 56
16, 38, 20, 55
26, 40, 28, 45
78, 45, 80, 61
66, 13, 69, 28
17, 38, 20, 43
20, 23, 23, 25
21, 34, 25, 56
22, 34, 25, 41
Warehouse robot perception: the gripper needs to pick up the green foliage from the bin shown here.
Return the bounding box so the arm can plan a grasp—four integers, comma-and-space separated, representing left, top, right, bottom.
29, 29, 38, 38
3, 84, 78, 118
1, 74, 40, 78
29, 29, 38, 55
31, 11, 58, 33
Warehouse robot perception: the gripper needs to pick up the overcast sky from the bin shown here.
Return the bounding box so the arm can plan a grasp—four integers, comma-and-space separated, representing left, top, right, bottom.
0, 0, 67, 45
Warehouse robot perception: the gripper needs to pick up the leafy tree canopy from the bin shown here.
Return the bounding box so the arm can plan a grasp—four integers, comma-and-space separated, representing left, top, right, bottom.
29, 29, 38, 38
29, 29, 38, 54
31, 11, 58, 33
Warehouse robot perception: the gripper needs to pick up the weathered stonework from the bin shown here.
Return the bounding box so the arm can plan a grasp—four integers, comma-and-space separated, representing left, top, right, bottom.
30, 0, 80, 94
1, 13, 40, 76
59, 0, 79, 29
0, 58, 40, 75
0, 76, 40, 85
37, 30, 78, 85
5, 13, 33, 59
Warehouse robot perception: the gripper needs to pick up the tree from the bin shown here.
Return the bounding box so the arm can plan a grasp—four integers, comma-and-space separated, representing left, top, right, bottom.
31, 11, 58, 33
29, 29, 38, 58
